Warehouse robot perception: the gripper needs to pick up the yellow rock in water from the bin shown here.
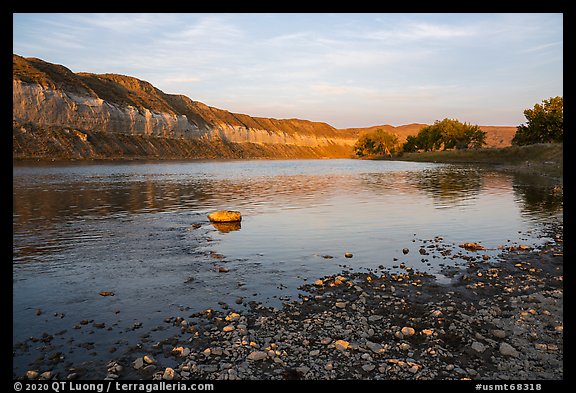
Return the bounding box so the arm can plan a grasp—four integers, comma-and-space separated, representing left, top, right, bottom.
207, 210, 242, 223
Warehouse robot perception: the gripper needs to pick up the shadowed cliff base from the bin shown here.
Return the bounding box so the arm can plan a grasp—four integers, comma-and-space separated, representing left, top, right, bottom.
13, 122, 354, 161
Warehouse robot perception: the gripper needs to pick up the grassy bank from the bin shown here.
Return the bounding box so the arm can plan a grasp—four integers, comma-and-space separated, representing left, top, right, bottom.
390, 143, 563, 178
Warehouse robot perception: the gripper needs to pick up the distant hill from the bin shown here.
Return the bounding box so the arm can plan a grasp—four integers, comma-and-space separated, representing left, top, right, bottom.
340, 124, 516, 149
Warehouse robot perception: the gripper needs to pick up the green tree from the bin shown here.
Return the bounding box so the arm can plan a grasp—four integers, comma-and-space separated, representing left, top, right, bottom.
402, 118, 486, 152
512, 96, 563, 145
354, 129, 400, 157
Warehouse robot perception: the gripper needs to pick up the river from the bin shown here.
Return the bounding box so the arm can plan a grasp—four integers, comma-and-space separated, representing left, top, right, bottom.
12, 159, 562, 378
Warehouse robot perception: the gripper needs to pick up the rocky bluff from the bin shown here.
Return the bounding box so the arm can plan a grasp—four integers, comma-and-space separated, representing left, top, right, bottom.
13, 54, 357, 160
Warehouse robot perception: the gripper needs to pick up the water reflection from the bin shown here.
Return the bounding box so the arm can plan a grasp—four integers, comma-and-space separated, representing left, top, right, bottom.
407, 167, 483, 208
511, 172, 563, 219
211, 221, 242, 233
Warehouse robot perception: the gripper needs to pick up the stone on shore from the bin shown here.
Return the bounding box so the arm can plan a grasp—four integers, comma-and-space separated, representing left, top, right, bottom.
499, 343, 519, 357
401, 327, 416, 337
207, 211, 242, 223
334, 340, 350, 351
247, 351, 268, 361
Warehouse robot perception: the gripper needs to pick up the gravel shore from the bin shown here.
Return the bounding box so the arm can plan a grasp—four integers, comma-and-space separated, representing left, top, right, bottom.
98, 225, 563, 381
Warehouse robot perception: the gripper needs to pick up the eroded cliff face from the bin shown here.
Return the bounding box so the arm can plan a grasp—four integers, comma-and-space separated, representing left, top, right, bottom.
13, 55, 356, 160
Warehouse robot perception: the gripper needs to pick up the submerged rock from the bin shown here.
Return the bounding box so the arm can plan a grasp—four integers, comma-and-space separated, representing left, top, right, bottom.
460, 243, 486, 251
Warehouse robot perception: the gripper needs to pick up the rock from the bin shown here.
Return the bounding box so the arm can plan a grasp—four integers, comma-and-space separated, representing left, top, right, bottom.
211, 347, 223, 356
309, 349, 320, 356
143, 355, 156, 365
321, 337, 332, 345
421, 329, 434, 337
402, 248, 409, 254
40, 371, 53, 379
99, 291, 114, 296
172, 346, 187, 357
26, 370, 39, 379
471, 341, 486, 353
133, 358, 144, 370
215, 266, 229, 273
344, 252, 353, 258
401, 327, 416, 337
460, 243, 486, 251
499, 342, 519, 357
223, 325, 235, 332
225, 312, 241, 321
314, 279, 324, 286
335, 302, 347, 309
366, 341, 383, 353
207, 210, 242, 223
492, 329, 507, 338
334, 340, 350, 351
247, 351, 268, 361
362, 364, 376, 372
163, 367, 175, 380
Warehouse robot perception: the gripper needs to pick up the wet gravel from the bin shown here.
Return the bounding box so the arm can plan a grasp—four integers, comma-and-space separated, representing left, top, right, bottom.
18, 222, 563, 381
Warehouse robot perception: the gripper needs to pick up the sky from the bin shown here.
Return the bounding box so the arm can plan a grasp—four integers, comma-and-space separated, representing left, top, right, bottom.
13, 13, 563, 128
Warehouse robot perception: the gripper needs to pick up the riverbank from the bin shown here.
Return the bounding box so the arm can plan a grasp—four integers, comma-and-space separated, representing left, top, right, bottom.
390, 143, 563, 179
45, 225, 561, 381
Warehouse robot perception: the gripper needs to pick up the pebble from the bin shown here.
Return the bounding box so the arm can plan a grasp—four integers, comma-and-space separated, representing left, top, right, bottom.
334, 340, 350, 351
492, 329, 507, 338
133, 358, 144, 370
401, 327, 416, 336
247, 351, 268, 361
366, 341, 383, 353
499, 342, 519, 357
362, 364, 376, 372
163, 367, 175, 380
26, 370, 39, 379
344, 252, 353, 258
143, 355, 156, 365
471, 341, 486, 353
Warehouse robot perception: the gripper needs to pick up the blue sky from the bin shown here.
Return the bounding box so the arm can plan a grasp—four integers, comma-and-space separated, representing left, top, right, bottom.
13, 13, 563, 128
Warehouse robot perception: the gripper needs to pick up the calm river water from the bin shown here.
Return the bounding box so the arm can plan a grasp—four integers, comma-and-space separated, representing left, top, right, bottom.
12, 159, 562, 377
